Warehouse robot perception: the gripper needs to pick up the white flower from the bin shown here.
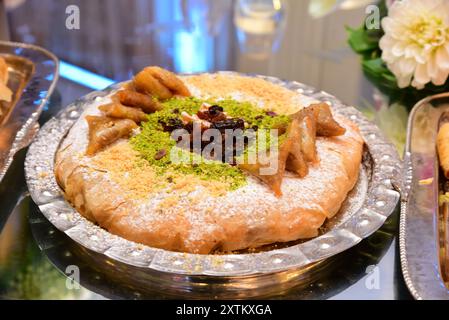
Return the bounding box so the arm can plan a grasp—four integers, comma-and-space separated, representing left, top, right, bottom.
379, 0, 449, 89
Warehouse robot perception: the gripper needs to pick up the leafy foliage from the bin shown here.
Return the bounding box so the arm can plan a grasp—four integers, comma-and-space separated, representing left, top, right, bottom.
347, 0, 449, 109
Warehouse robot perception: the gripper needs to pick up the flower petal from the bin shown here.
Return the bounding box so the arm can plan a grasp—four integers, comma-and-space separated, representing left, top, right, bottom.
413, 63, 431, 87
432, 68, 449, 86
399, 58, 416, 75
436, 46, 449, 69
392, 42, 406, 57
427, 54, 438, 78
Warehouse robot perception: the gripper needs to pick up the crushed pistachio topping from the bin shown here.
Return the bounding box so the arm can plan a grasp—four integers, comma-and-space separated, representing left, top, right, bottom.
130, 96, 291, 190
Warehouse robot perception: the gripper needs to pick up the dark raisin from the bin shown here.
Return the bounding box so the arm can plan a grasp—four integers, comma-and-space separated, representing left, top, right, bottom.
234, 119, 245, 130
183, 122, 194, 133
210, 113, 228, 123
255, 115, 264, 120
159, 118, 183, 132
209, 105, 223, 116
154, 149, 167, 160
266, 111, 277, 117
212, 118, 245, 131
252, 125, 259, 131
172, 108, 179, 114
196, 110, 209, 120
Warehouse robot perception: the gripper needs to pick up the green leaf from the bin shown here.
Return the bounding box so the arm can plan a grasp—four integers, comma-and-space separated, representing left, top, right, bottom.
347, 26, 380, 54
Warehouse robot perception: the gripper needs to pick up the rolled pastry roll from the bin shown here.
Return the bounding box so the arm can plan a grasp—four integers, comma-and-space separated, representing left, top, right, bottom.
0, 57, 8, 84
437, 122, 449, 178
0, 57, 12, 102
0, 82, 12, 102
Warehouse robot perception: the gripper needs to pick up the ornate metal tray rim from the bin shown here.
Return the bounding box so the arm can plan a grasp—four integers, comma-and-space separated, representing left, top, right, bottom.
399, 92, 449, 300
24, 72, 401, 277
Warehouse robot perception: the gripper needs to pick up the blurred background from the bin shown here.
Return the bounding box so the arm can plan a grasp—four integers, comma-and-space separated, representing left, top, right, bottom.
2, 0, 375, 107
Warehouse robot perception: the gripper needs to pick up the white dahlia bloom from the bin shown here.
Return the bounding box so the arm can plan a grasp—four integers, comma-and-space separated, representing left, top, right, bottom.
379, 0, 449, 89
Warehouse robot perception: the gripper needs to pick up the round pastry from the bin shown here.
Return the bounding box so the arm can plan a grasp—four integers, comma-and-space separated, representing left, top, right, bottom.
55, 70, 364, 254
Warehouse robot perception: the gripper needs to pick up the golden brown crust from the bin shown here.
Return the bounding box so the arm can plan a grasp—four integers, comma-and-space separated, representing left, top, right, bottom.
55, 117, 363, 253
145, 66, 191, 97
55, 75, 364, 254
85, 116, 137, 156
0, 57, 8, 84
99, 102, 148, 123
133, 68, 173, 100
0, 57, 12, 102
116, 89, 163, 113
437, 122, 449, 178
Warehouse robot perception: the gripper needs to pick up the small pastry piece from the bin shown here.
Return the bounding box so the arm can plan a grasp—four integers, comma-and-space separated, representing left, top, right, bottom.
290, 103, 345, 137
285, 118, 308, 177
99, 102, 148, 123
307, 102, 346, 136
299, 114, 318, 163
116, 89, 163, 113
437, 122, 449, 178
239, 119, 308, 197
145, 66, 191, 97
85, 115, 138, 156
133, 68, 173, 100
0, 57, 8, 84
0, 57, 12, 102
0, 82, 12, 103
239, 137, 292, 197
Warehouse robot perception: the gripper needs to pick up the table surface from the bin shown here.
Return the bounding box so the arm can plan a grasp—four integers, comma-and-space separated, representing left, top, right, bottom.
0, 0, 416, 299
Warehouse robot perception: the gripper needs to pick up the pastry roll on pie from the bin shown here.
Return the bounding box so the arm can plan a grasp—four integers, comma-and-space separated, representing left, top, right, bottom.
437, 122, 449, 178
0, 57, 12, 103
55, 68, 364, 254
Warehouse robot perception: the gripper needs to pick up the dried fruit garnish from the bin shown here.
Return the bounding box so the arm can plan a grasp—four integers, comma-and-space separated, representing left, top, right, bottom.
159, 118, 184, 132
212, 119, 245, 131
154, 149, 167, 160
209, 105, 223, 114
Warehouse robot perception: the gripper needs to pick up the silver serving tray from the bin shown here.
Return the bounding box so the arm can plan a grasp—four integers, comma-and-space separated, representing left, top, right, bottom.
0, 41, 58, 183
400, 93, 449, 300
25, 73, 401, 297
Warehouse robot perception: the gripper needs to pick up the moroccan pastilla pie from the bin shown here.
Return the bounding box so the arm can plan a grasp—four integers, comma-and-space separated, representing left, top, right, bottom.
55, 67, 364, 254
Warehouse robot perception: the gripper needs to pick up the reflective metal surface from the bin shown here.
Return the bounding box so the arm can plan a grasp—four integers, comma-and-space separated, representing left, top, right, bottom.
25, 74, 401, 297
0, 41, 59, 183
26, 194, 402, 299
401, 93, 449, 300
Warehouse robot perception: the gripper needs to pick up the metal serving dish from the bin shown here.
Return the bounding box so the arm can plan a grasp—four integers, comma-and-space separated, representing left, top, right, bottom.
24, 73, 401, 298
0, 41, 58, 183
400, 93, 449, 300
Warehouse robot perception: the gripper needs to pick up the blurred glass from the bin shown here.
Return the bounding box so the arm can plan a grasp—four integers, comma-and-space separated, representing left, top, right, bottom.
308, 0, 375, 18
180, 0, 232, 36
339, 0, 375, 10
234, 0, 287, 60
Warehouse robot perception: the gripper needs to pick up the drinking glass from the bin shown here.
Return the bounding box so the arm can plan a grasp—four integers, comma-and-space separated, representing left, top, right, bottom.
234, 0, 287, 60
